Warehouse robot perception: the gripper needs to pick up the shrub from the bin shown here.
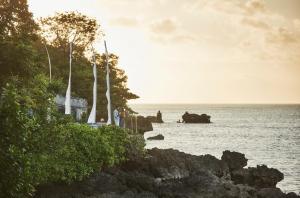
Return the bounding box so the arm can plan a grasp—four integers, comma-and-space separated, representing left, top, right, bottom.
0, 76, 57, 197
0, 76, 145, 197
44, 124, 131, 184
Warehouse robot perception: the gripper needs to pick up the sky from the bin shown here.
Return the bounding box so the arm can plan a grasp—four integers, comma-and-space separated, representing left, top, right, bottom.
28, 0, 300, 104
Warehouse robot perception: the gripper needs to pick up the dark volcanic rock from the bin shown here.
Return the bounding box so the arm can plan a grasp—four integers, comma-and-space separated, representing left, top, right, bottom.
222, 150, 248, 171
146, 116, 163, 123
231, 165, 284, 189
145, 148, 230, 179
34, 148, 298, 198
257, 188, 286, 198
249, 165, 284, 188
146, 111, 163, 123
147, 134, 164, 140
146, 116, 159, 123
257, 188, 300, 198
182, 112, 211, 123
124, 115, 153, 134
222, 151, 284, 189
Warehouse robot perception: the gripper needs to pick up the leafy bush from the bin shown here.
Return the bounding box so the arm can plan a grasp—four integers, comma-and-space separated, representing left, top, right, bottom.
44, 124, 133, 184
0, 76, 145, 197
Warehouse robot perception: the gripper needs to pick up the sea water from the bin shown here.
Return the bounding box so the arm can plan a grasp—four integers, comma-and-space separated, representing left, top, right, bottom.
130, 104, 300, 193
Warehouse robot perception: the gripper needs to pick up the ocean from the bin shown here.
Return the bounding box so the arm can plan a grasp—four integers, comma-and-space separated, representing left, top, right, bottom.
130, 104, 300, 193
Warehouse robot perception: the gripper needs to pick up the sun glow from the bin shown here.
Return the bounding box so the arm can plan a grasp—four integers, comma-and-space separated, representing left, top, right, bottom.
28, 0, 300, 104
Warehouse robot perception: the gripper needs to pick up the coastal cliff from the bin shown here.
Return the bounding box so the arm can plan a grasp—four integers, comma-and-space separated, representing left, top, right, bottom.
35, 148, 299, 198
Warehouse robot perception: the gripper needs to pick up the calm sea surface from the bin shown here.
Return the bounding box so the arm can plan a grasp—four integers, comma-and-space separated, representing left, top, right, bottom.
130, 104, 300, 193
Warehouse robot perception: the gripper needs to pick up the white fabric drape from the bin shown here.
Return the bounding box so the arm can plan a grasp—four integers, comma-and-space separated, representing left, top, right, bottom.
44, 44, 52, 82
65, 42, 72, 114
87, 52, 97, 124
104, 40, 112, 125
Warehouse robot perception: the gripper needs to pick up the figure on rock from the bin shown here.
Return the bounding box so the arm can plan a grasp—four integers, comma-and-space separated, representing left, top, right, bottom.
156, 110, 163, 123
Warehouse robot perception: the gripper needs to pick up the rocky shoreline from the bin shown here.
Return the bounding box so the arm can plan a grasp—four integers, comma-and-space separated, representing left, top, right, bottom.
35, 148, 299, 198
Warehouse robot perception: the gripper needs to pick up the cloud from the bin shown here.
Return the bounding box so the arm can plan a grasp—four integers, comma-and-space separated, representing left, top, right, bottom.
266, 27, 299, 44
150, 18, 177, 34
294, 19, 300, 31
207, 0, 266, 16
241, 17, 270, 30
172, 34, 196, 43
148, 18, 195, 44
244, 0, 265, 15
150, 33, 195, 44
109, 17, 139, 27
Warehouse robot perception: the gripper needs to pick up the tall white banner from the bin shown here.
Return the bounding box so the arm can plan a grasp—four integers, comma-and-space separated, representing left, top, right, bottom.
104, 40, 112, 125
65, 42, 72, 114
44, 44, 52, 82
87, 52, 97, 124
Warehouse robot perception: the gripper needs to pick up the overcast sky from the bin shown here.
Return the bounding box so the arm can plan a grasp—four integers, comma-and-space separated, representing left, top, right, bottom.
28, 0, 300, 104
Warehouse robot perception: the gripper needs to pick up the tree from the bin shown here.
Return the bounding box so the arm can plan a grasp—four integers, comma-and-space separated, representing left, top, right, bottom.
40, 11, 100, 55
40, 12, 139, 121
0, 75, 143, 197
0, 75, 60, 197
93, 53, 139, 120
0, 0, 39, 87
0, 0, 38, 41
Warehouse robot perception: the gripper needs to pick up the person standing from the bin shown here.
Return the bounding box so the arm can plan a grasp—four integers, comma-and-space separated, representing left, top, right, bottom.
113, 108, 120, 126
157, 110, 163, 123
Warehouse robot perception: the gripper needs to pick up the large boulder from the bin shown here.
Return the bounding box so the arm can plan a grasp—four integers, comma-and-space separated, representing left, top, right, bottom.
257, 188, 287, 198
34, 149, 298, 198
231, 165, 284, 189
146, 116, 163, 123
124, 115, 153, 134
182, 112, 211, 123
257, 188, 300, 198
221, 151, 284, 189
147, 134, 164, 140
146, 111, 163, 123
143, 148, 230, 180
146, 116, 158, 123
248, 165, 284, 188
221, 150, 248, 171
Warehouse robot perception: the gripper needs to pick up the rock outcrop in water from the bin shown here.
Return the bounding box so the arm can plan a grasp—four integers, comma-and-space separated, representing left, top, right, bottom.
147, 134, 164, 140
222, 150, 284, 189
182, 112, 211, 123
124, 115, 153, 133
35, 149, 299, 198
147, 111, 164, 123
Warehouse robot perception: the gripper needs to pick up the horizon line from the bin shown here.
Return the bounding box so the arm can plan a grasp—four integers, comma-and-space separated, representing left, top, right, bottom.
128, 102, 300, 105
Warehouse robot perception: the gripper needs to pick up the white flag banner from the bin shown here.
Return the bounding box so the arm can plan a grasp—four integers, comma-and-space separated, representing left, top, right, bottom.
44, 44, 52, 82
87, 52, 97, 124
104, 40, 112, 125
65, 42, 72, 115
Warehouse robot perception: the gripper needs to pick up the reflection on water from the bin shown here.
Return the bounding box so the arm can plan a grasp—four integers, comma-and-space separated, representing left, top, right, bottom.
130, 104, 300, 193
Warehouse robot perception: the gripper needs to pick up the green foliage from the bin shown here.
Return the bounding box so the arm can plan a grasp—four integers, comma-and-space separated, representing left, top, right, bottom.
0, 76, 145, 197
39, 12, 139, 120
0, 0, 39, 87
0, 1, 139, 117
0, 0, 38, 42
41, 124, 132, 184
89, 53, 139, 119
0, 3, 143, 196
0, 75, 59, 197
40, 11, 100, 54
